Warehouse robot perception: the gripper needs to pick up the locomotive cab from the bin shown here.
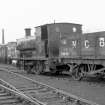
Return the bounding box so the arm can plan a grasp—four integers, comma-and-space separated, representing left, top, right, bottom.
35, 23, 82, 73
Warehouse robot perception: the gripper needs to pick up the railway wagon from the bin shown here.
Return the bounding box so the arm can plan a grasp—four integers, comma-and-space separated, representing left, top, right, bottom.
69, 31, 105, 80
0, 45, 7, 64
16, 23, 82, 74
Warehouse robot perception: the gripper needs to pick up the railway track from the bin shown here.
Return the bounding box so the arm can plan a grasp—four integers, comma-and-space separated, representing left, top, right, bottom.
0, 67, 99, 105
0, 82, 39, 105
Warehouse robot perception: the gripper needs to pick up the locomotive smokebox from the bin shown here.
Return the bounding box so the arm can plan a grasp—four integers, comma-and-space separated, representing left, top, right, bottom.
25, 28, 31, 37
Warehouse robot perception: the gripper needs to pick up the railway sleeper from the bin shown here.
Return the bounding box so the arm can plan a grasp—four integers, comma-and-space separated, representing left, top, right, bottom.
0, 84, 40, 105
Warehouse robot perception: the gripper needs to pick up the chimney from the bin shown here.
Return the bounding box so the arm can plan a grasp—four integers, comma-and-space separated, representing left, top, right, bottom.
2, 29, 5, 44
25, 28, 31, 37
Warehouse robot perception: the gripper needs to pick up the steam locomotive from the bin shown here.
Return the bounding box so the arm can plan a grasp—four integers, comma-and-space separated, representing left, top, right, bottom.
2, 22, 105, 80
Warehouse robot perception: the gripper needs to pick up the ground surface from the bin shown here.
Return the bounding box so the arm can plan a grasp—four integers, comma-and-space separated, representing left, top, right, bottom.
0, 64, 105, 105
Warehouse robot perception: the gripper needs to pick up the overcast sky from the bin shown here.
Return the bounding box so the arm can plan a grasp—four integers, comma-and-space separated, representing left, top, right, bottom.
0, 0, 105, 43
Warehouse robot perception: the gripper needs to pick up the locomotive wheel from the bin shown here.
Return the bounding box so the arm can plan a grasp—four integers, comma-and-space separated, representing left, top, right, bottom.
26, 66, 32, 74
35, 61, 43, 74
55, 71, 61, 75
72, 65, 84, 81
50, 68, 57, 74
41, 62, 46, 73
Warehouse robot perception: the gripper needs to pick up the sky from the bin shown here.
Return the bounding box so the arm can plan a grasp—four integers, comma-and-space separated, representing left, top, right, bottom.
0, 0, 105, 43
